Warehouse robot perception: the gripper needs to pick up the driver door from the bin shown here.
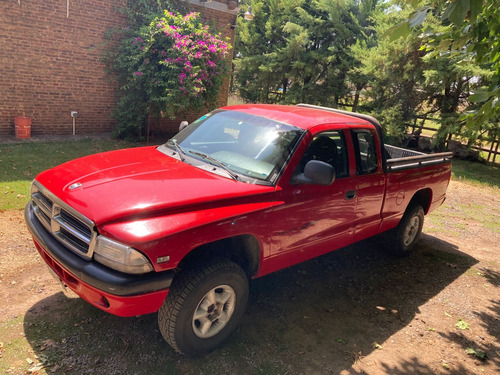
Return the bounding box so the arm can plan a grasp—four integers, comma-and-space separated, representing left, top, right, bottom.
266, 130, 357, 270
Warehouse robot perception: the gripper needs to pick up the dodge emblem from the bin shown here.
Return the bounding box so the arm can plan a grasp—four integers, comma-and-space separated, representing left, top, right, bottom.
69, 182, 82, 190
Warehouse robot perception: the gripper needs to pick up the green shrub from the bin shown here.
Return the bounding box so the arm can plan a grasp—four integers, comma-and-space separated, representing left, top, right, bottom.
108, 7, 231, 140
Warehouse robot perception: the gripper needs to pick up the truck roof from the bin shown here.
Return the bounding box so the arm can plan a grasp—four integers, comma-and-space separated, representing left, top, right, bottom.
221, 104, 372, 130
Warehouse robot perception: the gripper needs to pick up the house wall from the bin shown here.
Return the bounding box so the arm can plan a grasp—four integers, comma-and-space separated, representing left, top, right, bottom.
0, 0, 237, 137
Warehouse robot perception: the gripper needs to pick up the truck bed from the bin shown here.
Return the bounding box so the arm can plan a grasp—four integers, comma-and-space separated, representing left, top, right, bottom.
384, 145, 453, 172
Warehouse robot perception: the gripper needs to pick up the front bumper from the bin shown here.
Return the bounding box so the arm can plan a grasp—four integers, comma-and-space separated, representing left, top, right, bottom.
25, 202, 173, 317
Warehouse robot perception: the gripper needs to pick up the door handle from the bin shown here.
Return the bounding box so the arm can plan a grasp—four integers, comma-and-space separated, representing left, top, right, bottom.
345, 190, 356, 200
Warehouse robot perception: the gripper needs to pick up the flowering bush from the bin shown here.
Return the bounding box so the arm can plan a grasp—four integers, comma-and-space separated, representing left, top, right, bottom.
110, 9, 231, 139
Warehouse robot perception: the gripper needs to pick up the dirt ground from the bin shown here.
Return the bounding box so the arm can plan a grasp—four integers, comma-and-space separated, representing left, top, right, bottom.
0, 180, 499, 374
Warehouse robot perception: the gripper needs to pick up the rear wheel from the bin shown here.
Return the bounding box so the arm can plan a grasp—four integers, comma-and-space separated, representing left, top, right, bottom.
384, 204, 424, 256
158, 257, 249, 356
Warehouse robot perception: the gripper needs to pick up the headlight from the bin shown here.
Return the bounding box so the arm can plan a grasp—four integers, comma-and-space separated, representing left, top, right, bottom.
93, 236, 153, 274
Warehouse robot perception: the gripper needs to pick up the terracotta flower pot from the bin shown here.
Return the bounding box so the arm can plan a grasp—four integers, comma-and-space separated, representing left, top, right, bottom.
14, 116, 32, 139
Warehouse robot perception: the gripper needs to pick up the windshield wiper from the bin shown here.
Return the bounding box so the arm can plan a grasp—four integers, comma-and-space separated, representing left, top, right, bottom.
167, 139, 187, 162
189, 151, 240, 181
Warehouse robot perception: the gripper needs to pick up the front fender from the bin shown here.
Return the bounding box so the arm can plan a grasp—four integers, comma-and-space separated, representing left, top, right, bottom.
99, 200, 283, 272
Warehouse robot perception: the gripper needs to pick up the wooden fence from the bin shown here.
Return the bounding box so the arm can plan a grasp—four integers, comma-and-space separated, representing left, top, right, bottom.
338, 103, 500, 164
411, 124, 500, 164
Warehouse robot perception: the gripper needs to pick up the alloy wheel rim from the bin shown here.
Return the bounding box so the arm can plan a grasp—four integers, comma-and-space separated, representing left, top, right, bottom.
403, 216, 420, 247
192, 285, 236, 339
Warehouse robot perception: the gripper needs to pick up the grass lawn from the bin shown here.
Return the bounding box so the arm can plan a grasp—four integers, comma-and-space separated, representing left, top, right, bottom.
451, 159, 500, 188
0, 138, 498, 375
0, 139, 147, 211
1, 137, 499, 211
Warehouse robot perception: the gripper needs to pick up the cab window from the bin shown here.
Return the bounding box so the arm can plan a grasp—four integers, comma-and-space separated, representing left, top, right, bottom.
296, 130, 349, 178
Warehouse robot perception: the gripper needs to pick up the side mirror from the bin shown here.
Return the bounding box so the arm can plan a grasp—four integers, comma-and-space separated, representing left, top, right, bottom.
179, 121, 189, 132
293, 160, 336, 185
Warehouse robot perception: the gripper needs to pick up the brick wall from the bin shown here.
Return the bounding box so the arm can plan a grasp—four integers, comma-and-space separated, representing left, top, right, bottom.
0, 0, 237, 137
0, 0, 127, 136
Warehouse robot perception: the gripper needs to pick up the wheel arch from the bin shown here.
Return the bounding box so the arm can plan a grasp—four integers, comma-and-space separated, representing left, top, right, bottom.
177, 234, 261, 278
408, 188, 432, 214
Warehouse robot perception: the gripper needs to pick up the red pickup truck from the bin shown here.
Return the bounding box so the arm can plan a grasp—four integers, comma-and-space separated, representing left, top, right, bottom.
25, 104, 452, 355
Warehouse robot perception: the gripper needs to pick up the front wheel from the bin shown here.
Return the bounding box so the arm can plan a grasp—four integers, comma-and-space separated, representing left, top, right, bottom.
384, 204, 424, 256
158, 257, 249, 356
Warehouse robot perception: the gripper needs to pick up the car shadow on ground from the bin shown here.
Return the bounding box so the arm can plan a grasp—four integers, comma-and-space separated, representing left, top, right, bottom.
23, 234, 479, 374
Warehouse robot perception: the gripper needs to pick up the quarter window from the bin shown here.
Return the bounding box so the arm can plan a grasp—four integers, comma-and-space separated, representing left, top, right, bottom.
352, 130, 378, 175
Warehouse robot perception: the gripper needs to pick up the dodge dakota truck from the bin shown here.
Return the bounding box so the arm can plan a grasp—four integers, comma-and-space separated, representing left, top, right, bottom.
25, 104, 452, 355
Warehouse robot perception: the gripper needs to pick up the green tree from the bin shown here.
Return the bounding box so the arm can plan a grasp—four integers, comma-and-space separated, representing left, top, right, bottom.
350, 6, 427, 144
351, 1, 493, 146
234, 0, 374, 106
386, 0, 499, 147
420, 47, 493, 147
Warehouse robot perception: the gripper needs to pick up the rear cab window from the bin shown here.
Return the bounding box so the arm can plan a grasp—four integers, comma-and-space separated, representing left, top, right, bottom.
352, 130, 378, 175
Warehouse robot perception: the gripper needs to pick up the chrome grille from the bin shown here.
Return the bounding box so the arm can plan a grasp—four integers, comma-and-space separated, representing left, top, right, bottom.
31, 181, 97, 260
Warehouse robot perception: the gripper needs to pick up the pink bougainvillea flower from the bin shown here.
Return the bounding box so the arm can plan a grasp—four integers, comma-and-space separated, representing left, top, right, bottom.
121, 9, 231, 120
184, 12, 197, 21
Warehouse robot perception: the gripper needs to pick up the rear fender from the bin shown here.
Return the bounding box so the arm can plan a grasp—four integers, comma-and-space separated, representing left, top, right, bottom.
409, 188, 432, 214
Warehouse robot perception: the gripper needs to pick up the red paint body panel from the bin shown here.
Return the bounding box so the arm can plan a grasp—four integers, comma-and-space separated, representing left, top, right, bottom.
220, 104, 370, 130
32, 239, 168, 317
35, 146, 276, 226
26, 104, 452, 317
379, 162, 452, 232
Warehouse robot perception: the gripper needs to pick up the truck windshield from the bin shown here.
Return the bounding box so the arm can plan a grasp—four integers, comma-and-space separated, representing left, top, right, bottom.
168, 110, 304, 182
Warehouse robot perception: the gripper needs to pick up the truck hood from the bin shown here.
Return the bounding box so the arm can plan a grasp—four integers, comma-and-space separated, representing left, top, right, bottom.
35, 146, 276, 225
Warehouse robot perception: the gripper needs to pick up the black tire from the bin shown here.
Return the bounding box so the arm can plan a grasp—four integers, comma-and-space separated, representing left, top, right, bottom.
158, 257, 249, 356
384, 204, 424, 256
